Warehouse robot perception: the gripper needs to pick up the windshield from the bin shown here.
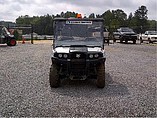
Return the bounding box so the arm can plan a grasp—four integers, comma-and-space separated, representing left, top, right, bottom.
147, 31, 157, 35
1, 27, 11, 36
120, 28, 133, 32
54, 20, 104, 47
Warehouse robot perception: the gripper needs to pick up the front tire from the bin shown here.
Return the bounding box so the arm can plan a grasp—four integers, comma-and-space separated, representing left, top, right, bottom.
113, 38, 116, 43
49, 64, 60, 88
96, 63, 105, 88
133, 40, 136, 44
125, 40, 128, 43
148, 38, 152, 43
120, 37, 123, 43
140, 38, 143, 44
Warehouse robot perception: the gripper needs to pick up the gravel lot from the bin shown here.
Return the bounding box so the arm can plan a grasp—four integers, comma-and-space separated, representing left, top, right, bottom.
0, 41, 156, 117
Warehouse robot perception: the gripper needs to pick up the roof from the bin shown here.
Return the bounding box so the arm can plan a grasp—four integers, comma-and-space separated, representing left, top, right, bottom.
54, 17, 104, 21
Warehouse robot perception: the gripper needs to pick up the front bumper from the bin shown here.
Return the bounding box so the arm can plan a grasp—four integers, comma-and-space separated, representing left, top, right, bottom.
51, 57, 106, 78
122, 35, 137, 40
150, 38, 157, 42
52, 57, 106, 64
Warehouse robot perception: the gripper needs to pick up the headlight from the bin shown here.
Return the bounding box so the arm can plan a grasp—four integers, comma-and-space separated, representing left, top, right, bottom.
94, 54, 99, 58
88, 53, 103, 59
58, 54, 62, 58
57, 53, 68, 59
89, 54, 94, 58
63, 54, 68, 58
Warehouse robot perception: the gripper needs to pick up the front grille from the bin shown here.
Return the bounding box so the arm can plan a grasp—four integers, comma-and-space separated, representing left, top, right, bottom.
71, 52, 86, 59
124, 35, 137, 39
70, 59, 86, 75
153, 37, 157, 39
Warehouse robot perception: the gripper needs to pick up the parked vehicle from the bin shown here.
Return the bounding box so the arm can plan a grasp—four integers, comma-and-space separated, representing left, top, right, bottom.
139, 31, 157, 43
0, 25, 16, 46
49, 17, 106, 88
113, 32, 120, 42
113, 27, 137, 44
103, 28, 109, 44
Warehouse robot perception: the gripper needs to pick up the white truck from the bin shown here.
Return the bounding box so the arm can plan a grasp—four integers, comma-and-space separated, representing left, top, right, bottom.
139, 31, 157, 43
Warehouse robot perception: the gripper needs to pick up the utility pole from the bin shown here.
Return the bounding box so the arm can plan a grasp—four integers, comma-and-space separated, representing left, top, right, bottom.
31, 24, 33, 44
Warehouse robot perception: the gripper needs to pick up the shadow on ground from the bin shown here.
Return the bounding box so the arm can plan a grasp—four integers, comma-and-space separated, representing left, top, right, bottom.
50, 73, 130, 98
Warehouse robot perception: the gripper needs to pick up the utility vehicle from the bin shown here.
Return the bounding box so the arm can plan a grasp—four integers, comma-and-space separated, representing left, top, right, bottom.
49, 17, 106, 88
0, 25, 16, 46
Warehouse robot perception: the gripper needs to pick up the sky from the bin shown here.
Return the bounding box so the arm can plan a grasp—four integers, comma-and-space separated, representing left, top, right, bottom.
0, 0, 157, 22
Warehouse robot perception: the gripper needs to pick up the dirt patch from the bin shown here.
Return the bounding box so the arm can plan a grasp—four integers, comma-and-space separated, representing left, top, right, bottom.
18, 40, 53, 44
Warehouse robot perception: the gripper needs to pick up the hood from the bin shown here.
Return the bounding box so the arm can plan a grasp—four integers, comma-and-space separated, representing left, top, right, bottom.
149, 35, 157, 38
54, 46, 102, 53
121, 32, 136, 35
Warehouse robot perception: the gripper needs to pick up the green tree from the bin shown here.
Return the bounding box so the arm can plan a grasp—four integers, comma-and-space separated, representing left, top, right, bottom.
89, 13, 95, 18
127, 12, 137, 29
134, 5, 148, 33
112, 9, 127, 27
15, 9, 156, 35
101, 9, 127, 32
13, 30, 19, 40
96, 14, 102, 18
101, 10, 114, 30
148, 20, 157, 30
64, 11, 77, 18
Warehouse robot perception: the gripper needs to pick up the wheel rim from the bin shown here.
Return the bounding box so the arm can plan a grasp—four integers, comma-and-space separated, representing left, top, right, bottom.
10, 40, 16, 45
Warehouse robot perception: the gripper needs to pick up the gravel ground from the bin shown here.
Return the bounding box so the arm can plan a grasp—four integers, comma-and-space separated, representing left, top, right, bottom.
0, 41, 156, 117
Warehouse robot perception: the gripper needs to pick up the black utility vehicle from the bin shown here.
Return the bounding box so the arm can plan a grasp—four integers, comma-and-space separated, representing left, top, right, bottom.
114, 27, 137, 44
0, 25, 16, 46
49, 18, 106, 88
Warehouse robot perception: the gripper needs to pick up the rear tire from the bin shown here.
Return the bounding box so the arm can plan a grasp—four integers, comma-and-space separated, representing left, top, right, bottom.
96, 63, 105, 88
49, 64, 60, 88
7, 39, 16, 46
